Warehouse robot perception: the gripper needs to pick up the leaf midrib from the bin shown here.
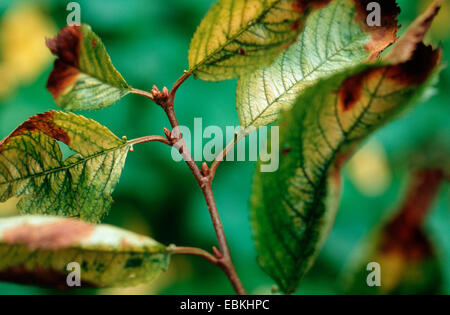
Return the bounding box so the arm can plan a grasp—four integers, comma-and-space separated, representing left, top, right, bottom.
0, 142, 129, 186
268, 68, 388, 278
190, 0, 284, 71
244, 34, 370, 127
0, 243, 167, 256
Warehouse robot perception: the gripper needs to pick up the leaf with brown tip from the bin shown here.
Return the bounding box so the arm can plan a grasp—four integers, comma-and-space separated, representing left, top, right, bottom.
385, 0, 442, 64
0, 111, 130, 222
46, 24, 130, 110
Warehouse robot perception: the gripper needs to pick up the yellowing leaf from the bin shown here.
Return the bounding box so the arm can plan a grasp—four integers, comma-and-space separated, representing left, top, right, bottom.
0, 216, 170, 288
250, 41, 442, 293
46, 24, 131, 110
0, 197, 18, 216
188, 0, 333, 81
0, 111, 130, 223
237, 0, 400, 129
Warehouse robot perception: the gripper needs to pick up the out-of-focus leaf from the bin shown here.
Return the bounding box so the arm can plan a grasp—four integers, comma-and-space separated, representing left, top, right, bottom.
346, 140, 391, 196
0, 111, 130, 223
250, 38, 442, 293
236, 0, 400, 129
46, 24, 130, 110
385, 0, 442, 64
342, 169, 445, 294
0, 3, 56, 98
0, 216, 170, 288
188, 0, 333, 81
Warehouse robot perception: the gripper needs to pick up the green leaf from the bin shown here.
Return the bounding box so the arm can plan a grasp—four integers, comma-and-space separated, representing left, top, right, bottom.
0, 111, 130, 223
46, 24, 131, 110
250, 42, 442, 293
237, 0, 400, 129
188, 0, 334, 81
0, 215, 170, 288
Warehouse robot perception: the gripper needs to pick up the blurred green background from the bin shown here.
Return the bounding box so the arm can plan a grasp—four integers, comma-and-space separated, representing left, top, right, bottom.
0, 0, 448, 295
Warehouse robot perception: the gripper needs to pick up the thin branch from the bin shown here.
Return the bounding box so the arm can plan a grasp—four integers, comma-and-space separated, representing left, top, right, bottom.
131, 88, 155, 101
210, 131, 245, 180
169, 70, 192, 103
134, 71, 247, 295
200, 182, 246, 294
128, 135, 171, 146
170, 246, 219, 265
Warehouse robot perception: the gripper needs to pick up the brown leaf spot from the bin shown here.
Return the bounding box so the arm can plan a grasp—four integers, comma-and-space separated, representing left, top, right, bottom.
290, 19, 305, 31
46, 25, 81, 67
3, 219, 94, 250
0, 266, 97, 290
282, 147, 291, 156
338, 43, 440, 112
1, 111, 71, 146
385, 43, 441, 86
292, 0, 332, 13
46, 25, 82, 99
354, 0, 401, 59
338, 68, 378, 111
46, 60, 80, 99
92, 39, 97, 47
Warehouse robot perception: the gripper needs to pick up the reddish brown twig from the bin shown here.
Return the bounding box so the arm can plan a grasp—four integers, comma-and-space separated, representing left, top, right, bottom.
170, 246, 219, 265
135, 71, 246, 295
210, 131, 245, 180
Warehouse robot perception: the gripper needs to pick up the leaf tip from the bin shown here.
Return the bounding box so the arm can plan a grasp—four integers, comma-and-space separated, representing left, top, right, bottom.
46, 25, 83, 100
385, 0, 443, 64
2, 111, 71, 147
354, 0, 401, 58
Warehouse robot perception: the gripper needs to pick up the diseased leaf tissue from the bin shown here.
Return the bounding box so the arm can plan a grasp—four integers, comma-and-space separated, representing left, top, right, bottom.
0, 111, 130, 223
0, 0, 445, 294
0, 216, 169, 288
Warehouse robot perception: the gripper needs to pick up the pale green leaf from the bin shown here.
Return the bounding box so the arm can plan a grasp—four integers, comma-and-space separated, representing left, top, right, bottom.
237, 0, 400, 129
250, 42, 441, 293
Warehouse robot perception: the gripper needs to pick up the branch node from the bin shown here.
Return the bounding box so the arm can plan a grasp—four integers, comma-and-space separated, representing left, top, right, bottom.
212, 246, 223, 259
163, 127, 172, 140
152, 85, 170, 107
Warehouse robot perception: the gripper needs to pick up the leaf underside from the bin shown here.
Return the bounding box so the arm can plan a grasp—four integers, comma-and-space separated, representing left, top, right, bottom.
46, 24, 130, 110
237, 0, 400, 129
0, 111, 129, 223
0, 216, 169, 288
250, 43, 441, 293
188, 0, 334, 81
